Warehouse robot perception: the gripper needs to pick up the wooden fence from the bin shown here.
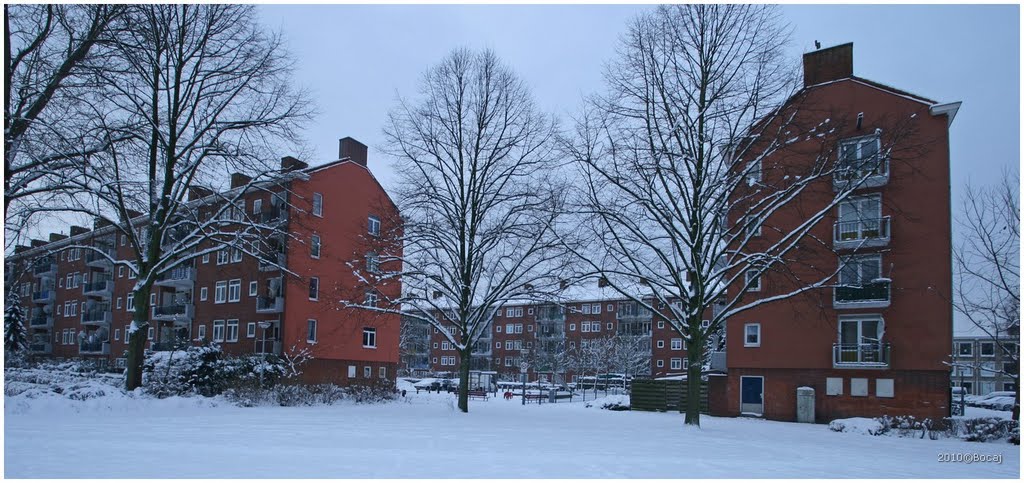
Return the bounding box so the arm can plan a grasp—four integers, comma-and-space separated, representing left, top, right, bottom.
629, 379, 708, 413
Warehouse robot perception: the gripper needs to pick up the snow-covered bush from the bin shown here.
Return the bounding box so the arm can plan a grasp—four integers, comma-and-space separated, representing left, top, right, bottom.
143, 344, 291, 398
831, 416, 1019, 444
585, 394, 630, 411
344, 383, 398, 404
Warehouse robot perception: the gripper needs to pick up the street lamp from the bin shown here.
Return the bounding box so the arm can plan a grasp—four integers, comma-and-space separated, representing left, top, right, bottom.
520, 360, 529, 406
258, 321, 273, 388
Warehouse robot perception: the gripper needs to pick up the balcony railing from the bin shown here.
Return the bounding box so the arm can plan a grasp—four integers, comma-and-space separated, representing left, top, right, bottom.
258, 208, 287, 224
30, 313, 53, 327
258, 253, 286, 272
31, 290, 54, 303
834, 280, 891, 308
81, 307, 112, 325
152, 303, 194, 322
535, 306, 565, 323
833, 342, 890, 368
79, 341, 110, 355
82, 279, 113, 297
256, 296, 284, 313
834, 217, 891, 248
29, 342, 52, 354
833, 157, 889, 191
85, 249, 114, 267
617, 308, 653, 321
155, 266, 195, 287
32, 261, 56, 276
536, 322, 564, 338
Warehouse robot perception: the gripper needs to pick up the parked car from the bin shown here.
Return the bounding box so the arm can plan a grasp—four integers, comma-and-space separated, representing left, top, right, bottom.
971, 391, 1017, 411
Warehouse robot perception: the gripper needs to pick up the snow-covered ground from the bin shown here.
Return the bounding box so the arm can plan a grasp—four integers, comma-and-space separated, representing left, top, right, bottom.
4, 377, 1019, 479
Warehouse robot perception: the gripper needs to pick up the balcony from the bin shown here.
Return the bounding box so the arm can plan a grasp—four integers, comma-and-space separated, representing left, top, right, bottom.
81, 307, 112, 325
32, 261, 56, 276
258, 208, 287, 225
834, 217, 891, 249
833, 157, 889, 192
29, 342, 52, 354
85, 249, 115, 268
79, 341, 111, 355
254, 340, 283, 355
256, 296, 284, 313
154, 266, 195, 288
617, 307, 653, 322
834, 280, 891, 309
31, 290, 54, 304
82, 279, 114, 298
536, 322, 564, 339
258, 253, 286, 272
535, 306, 565, 323
151, 303, 195, 323
29, 312, 53, 328
833, 342, 890, 368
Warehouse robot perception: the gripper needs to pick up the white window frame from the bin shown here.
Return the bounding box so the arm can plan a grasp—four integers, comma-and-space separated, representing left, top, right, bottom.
368, 215, 380, 237
226, 319, 239, 342
246, 322, 257, 338
745, 269, 761, 292
957, 341, 973, 357
671, 338, 683, 350
309, 277, 319, 301
312, 192, 323, 217
311, 234, 321, 259
200, 287, 208, 301
213, 320, 225, 342
657, 340, 665, 348
362, 327, 377, 348
670, 358, 682, 370
307, 319, 317, 343
198, 325, 207, 340
744, 323, 761, 347
215, 281, 227, 304
249, 281, 258, 297
228, 279, 241, 303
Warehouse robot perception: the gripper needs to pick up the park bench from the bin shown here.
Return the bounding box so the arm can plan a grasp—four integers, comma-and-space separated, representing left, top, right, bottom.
468, 390, 489, 401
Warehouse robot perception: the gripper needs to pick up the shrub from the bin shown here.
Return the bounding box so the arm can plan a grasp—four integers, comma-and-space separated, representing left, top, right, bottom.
142, 344, 290, 398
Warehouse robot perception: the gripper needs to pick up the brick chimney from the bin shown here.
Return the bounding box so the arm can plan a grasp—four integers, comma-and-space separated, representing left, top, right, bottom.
802, 42, 853, 87
70, 226, 90, 236
339, 137, 367, 167
30, 239, 46, 248
49, 233, 68, 243
14, 244, 31, 254
230, 172, 252, 189
280, 156, 308, 172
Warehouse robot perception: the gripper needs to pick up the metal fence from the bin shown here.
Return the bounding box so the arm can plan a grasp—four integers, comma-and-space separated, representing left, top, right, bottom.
630, 379, 708, 413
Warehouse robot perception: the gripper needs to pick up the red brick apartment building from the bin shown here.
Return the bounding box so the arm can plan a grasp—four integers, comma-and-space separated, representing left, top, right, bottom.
717, 43, 959, 422
412, 44, 958, 423
7, 137, 401, 386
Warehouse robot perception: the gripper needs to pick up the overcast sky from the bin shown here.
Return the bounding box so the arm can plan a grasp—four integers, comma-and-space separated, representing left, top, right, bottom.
258, 3, 1020, 208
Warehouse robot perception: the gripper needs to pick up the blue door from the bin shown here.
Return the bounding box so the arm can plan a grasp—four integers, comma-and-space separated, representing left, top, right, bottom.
740, 376, 764, 415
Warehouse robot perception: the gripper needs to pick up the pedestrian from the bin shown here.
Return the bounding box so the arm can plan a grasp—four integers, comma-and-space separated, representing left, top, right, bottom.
401, 389, 407, 397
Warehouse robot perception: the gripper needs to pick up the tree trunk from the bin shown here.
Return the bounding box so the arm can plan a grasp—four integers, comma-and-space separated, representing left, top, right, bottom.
684, 336, 704, 427
1014, 375, 1020, 422
457, 347, 470, 412
124, 286, 151, 390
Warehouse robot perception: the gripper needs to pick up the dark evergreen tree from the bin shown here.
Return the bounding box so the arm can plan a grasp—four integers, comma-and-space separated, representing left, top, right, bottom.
5, 291, 28, 357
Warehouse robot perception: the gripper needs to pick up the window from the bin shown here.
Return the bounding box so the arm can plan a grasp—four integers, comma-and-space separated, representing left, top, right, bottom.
671, 338, 683, 350
581, 322, 590, 333
311, 235, 321, 259
307, 319, 317, 342
505, 341, 513, 350
379, 367, 387, 379
366, 253, 379, 273
837, 135, 884, 179
312, 192, 323, 217
217, 248, 229, 265
607, 304, 613, 311
231, 248, 242, 263
226, 320, 239, 342
228, 279, 241, 302
746, 160, 762, 186
200, 287, 208, 301
837, 254, 886, 303
670, 358, 682, 370
198, 325, 207, 340
253, 199, 263, 214
127, 293, 135, 311
113, 329, 120, 342
592, 304, 601, 314
515, 324, 523, 334
215, 281, 227, 303
123, 326, 130, 341
743, 215, 761, 237
657, 321, 665, 329
701, 320, 711, 329
364, 290, 378, 307
249, 281, 258, 297
150, 294, 156, 306
496, 325, 502, 333
115, 297, 123, 310
657, 340, 665, 348
979, 361, 997, 376
147, 327, 155, 340
744, 323, 761, 347
129, 269, 136, 279
569, 323, 576, 331
363, 366, 372, 378
582, 304, 591, 315
1004, 383, 1016, 392
505, 323, 514, 333
569, 341, 575, 349
980, 342, 995, 357
349, 366, 357, 378
118, 266, 125, 278
202, 253, 209, 264
121, 235, 127, 246
957, 342, 973, 357
1004, 362, 1017, 376
592, 322, 600, 333
514, 340, 522, 350
363, 328, 377, 348
505, 357, 513, 367
368, 215, 380, 236
309, 277, 319, 300
213, 320, 225, 342
607, 322, 613, 331
837, 195, 884, 241
745, 270, 761, 292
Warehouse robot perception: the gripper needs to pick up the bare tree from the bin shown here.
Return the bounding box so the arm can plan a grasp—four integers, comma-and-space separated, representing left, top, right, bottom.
39, 5, 311, 390
954, 170, 1020, 419
359, 48, 568, 413
4, 4, 125, 241
563, 5, 918, 426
